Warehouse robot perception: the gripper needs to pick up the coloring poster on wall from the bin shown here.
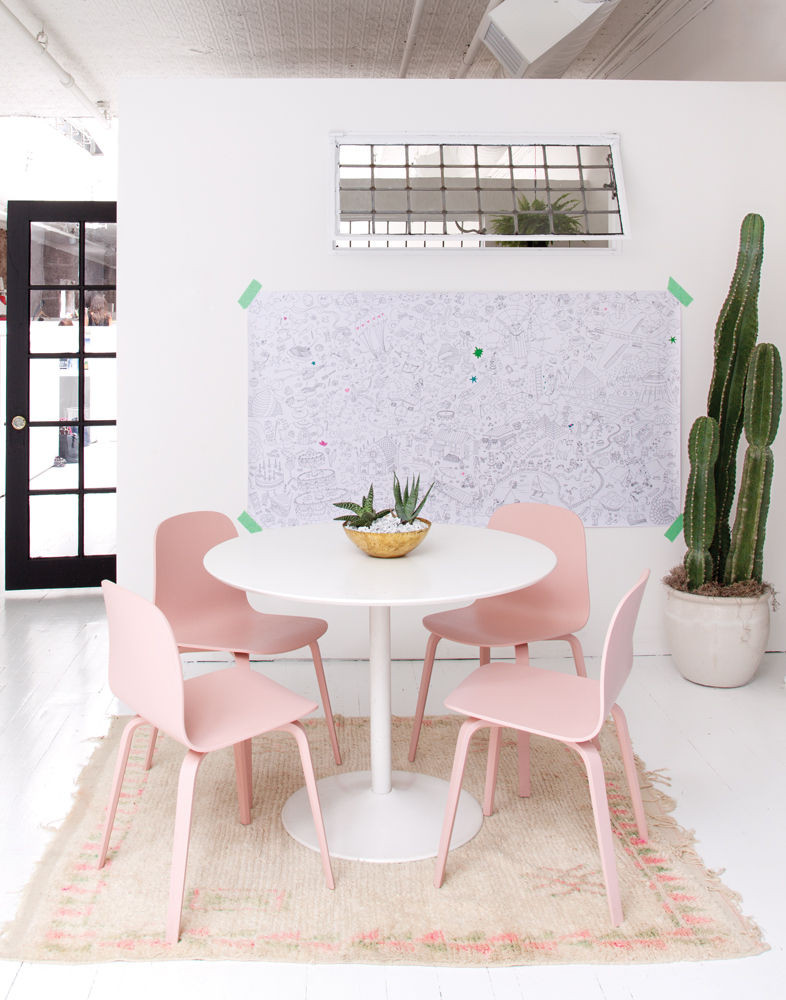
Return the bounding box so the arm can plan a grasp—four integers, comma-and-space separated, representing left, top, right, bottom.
248, 290, 681, 528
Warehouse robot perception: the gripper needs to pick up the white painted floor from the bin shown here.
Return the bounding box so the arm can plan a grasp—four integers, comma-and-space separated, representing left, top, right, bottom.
0, 589, 783, 999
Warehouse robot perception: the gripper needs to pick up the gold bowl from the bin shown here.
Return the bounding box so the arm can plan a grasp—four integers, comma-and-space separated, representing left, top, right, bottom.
343, 518, 431, 558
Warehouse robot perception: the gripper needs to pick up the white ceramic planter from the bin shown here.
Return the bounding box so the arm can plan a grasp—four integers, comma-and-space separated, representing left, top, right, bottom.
663, 584, 771, 688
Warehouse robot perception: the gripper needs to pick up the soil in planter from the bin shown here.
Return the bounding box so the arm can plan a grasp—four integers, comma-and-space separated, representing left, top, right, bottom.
663, 563, 773, 600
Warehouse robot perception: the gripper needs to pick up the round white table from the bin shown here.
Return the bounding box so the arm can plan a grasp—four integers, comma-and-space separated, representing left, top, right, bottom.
204, 521, 556, 863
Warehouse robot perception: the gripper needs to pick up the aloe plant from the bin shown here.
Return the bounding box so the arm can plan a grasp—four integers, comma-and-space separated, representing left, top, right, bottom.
724, 343, 782, 584
333, 484, 390, 529
392, 473, 434, 524
683, 416, 719, 589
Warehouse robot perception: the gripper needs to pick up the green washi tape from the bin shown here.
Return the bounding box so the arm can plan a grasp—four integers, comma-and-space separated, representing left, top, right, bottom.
237, 510, 263, 533
238, 279, 262, 309
667, 277, 693, 307
664, 513, 683, 542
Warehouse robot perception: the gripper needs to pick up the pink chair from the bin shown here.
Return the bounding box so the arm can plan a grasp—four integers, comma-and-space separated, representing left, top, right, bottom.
150, 510, 341, 767
98, 581, 334, 944
434, 570, 650, 926
409, 502, 589, 762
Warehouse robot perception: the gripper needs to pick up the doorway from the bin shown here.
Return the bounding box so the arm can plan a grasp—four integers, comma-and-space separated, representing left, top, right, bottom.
5, 201, 117, 589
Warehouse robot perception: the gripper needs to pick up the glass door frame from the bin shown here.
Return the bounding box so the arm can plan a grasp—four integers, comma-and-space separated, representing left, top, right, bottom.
5, 200, 117, 589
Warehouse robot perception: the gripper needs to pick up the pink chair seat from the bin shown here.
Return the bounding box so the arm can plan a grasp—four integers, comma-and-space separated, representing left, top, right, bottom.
183, 669, 319, 752
154, 511, 340, 765
98, 581, 334, 944
423, 591, 578, 648
444, 660, 601, 744
410, 502, 590, 762
434, 571, 650, 927
173, 608, 327, 657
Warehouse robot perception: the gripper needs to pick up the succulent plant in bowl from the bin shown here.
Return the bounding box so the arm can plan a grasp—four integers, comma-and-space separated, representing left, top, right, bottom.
392, 473, 434, 524
333, 483, 390, 529
333, 474, 435, 558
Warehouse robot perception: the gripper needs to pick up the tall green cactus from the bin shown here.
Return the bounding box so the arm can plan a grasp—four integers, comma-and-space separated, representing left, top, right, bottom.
683, 416, 720, 589
706, 213, 764, 580
724, 343, 782, 584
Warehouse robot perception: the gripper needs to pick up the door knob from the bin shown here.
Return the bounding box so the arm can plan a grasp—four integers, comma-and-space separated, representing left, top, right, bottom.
11, 416, 27, 430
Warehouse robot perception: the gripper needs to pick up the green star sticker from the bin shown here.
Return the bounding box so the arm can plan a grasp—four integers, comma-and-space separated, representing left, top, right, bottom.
470, 375, 477, 383
670, 336, 677, 344
473, 347, 483, 358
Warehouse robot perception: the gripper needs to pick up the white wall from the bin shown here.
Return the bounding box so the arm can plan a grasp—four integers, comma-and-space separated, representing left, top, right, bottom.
624, 0, 786, 82
117, 78, 786, 660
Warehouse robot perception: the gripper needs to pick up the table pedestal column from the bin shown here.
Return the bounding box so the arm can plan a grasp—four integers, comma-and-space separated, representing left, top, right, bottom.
281, 601, 483, 862
369, 605, 391, 794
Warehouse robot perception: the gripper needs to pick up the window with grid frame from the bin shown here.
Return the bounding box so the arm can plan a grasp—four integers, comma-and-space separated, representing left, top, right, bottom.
334, 134, 628, 249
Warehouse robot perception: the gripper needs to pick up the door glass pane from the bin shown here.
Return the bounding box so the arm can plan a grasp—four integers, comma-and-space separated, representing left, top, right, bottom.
29, 427, 79, 489
85, 290, 117, 353
30, 494, 79, 557
84, 357, 116, 420
29, 290, 79, 352
84, 493, 116, 555
30, 221, 80, 285
29, 358, 80, 422
84, 426, 116, 488
85, 223, 117, 285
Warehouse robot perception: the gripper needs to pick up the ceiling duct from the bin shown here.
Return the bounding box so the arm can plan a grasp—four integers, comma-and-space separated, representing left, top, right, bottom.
481, 0, 620, 78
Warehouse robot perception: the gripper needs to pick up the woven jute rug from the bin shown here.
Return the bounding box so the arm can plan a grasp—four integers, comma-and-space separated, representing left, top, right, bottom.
0, 714, 766, 965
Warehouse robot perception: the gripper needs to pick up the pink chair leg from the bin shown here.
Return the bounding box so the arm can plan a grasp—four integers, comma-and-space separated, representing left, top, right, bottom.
233, 739, 253, 825
166, 749, 205, 945
434, 718, 487, 887
309, 641, 342, 766
483, 725, 502, 816
279, 721, 334, 889
98, 716, 148, 868
409, 631, 440, 762
479, 645, 491, 666
564, 633, 587, 677
611, 704, 648, 841
575, 741, 623, 926
144, 726, 158, 771
517, 731, 531, 798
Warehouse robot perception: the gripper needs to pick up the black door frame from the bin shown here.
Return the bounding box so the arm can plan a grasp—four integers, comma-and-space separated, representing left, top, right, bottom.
5, 200, 117, 589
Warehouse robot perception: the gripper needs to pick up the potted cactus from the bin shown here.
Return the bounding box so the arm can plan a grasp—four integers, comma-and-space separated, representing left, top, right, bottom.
334, 474, 434, 558
663, 213, 782, 687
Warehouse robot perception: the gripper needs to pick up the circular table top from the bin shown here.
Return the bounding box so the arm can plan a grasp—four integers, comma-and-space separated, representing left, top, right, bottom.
204, 521, 556, 608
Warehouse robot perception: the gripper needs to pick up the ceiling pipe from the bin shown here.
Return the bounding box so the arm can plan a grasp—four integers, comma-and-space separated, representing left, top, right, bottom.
455, 0, 504, 78
0, 0, 109, 120
398, 0, 428, 78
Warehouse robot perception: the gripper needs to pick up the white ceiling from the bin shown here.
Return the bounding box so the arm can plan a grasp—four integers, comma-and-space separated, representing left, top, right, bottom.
0, 0, 784, 121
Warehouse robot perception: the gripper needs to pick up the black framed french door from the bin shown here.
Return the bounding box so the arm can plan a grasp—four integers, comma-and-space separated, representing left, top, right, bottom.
5, 201, 117, 589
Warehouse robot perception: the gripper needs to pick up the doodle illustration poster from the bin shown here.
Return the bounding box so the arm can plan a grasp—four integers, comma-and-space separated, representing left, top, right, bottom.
248, 290, 681, 528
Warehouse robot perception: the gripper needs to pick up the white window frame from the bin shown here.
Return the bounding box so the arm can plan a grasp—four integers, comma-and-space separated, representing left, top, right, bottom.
332, 132, 630, 251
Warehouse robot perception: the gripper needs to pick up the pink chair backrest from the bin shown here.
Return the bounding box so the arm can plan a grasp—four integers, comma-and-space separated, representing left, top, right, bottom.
102, 580, 189, 745
484, 502, 590, 633
598, 570, 650, 721
154, 511, 247, 624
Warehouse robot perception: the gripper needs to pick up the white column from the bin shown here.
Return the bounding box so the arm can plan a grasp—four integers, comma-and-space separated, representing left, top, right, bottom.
368, 604, 392, 794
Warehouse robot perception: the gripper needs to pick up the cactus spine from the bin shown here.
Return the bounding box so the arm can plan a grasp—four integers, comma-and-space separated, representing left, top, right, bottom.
724, 343, 782, 584
683, 416, 720, 589
705, 213, 764, 580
